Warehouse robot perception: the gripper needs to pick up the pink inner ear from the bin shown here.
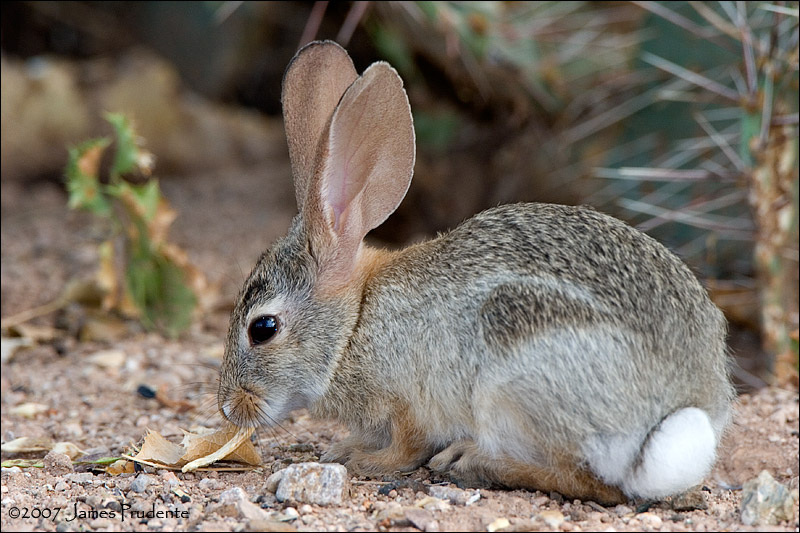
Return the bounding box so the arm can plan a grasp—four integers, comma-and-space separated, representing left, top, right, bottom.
328, 99, 371, 234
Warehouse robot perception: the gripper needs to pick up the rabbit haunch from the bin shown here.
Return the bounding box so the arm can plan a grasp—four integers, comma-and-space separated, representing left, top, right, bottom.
218, 41, 734, 504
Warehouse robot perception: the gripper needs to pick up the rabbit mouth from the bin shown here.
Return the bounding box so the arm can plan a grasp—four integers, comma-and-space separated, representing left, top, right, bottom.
219, 385, 275, 429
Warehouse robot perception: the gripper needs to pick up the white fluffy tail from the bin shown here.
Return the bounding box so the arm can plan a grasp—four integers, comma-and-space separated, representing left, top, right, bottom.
622, 407, 717, 499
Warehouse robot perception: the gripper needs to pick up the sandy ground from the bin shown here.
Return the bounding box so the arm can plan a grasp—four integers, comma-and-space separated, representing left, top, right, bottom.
1, 174, 798, 532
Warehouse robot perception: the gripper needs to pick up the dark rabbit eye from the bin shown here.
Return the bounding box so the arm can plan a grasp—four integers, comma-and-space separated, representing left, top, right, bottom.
249, 315, 279, 345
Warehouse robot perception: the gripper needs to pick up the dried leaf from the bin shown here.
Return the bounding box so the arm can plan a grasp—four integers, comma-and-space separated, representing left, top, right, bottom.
1, 437, 54, 453
129, 426, 260, 471
87, 349, 126, 370
180, 424, 260, 467
105, 459, 136, 475
9, 403, 50, 418
182, 426, 255, 472
132, 429, 186, 466
1, 336, 33, 363
6, 323, 61, 343
51, 442, 87, 459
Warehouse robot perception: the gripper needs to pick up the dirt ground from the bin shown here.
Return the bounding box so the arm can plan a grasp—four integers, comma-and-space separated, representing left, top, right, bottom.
1, 163, 798, 532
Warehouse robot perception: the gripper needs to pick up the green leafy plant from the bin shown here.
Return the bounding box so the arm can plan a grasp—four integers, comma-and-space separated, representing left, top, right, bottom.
65, 112, 203, 337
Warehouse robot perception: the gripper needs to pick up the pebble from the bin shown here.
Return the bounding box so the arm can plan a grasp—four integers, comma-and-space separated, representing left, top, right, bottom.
54, 480, 69, 492
538, 509, 565, 528
130, 473, 151, 493
740, 470, 796, 525
87, 349, 126, 370
274, 462, 349, 506
638, 512, 663, 529
486, 517, 510, 532
217, 487, 272, 522
265, 470, 284, 493
198, 477, 219, 491
415, 496, 450, 512
613, 504, 633, 517
405, 507, 438, 532
64, 472, 93, 485
161, 471, 181, 487
428, 486, 480, 506
43, 451, 74, 475
671, 489, 707, 511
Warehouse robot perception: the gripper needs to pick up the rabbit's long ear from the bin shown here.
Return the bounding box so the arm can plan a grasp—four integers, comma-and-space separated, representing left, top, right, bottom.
282, 41, 358, 210
306, 62, 415, 288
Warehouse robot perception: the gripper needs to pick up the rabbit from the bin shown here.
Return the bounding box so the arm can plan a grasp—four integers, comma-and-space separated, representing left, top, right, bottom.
218, 40, 734, 504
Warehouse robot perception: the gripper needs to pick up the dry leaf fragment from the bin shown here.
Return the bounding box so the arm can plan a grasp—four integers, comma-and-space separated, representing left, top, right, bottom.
182, 426, 254, 472
180, 424, 260, 466
51, 442, 87, 459
1, 437, 85, 459
129, 425, 260, 471
1, 436, 55, 453
87, 349, 126, 370
0, 336, 33, 363
105, 459, 136, 475
133, 429, 186, 466
10, 403, 50, 418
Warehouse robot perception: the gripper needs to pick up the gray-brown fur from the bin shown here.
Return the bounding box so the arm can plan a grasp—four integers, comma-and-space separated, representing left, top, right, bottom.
218, 41, 734, 503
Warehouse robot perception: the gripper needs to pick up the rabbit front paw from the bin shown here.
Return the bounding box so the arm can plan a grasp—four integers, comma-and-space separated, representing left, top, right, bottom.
345, 447, 428, 477
320, 435, 372, 464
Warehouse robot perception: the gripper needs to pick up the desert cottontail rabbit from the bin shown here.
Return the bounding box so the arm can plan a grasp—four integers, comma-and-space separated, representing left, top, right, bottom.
218, 41, 734, 504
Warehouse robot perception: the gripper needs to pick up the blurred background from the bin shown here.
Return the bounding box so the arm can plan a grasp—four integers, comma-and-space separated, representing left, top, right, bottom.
1, 1, 798, 388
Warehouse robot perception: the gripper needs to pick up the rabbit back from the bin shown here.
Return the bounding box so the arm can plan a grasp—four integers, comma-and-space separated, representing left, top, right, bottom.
339, 202, 732, 495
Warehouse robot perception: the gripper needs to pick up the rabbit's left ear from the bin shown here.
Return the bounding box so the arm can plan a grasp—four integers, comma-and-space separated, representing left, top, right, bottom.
282, 41, 358, 211
305, 62, 415, 287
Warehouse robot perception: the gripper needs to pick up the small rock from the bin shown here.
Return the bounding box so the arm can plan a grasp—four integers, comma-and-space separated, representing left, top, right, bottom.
64, 472, 93, 485
54, 480, 69, 492
298, 504, 313, 514
1, 466, 23, 474
486, 517, 511, 532
415, 496, 450, 512
740, 470, 796, 525
246, 518, 297, 532
198, 477, 219, 491
219, 486, 249, 505
638, 512, 662, 529
377, 505, 410, 527
89, 518, 112, 530
161, 471, 181, 487
671, 489, 707, 511
428, 486, 480, 506
613, 504, 633, 517
265, 470, 285, 493
282, 506, 300, 519
215, 487, 270, 521
130, 473, 151, 493
405, 507, 438, 532
538, 509, 565, 528
87, 349, 126, 370
55, 521, 73, 532
43, 451, 73, 475
274, 462, 349, 506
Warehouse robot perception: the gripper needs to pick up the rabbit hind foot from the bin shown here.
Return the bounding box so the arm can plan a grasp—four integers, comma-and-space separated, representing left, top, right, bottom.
430, 439, 627, 505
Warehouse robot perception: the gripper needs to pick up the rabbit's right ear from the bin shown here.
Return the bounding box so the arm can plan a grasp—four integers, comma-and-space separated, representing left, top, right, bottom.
282, 41, 358, 210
